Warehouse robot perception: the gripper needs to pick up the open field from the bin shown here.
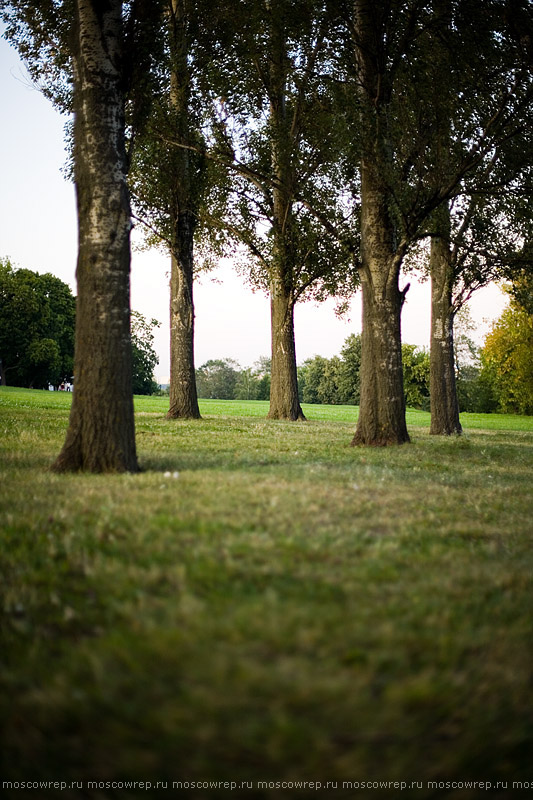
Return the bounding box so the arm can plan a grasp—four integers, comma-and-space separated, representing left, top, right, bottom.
1, 387, 533, 799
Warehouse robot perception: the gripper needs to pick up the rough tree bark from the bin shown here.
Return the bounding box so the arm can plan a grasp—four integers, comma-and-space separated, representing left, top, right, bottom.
351, 0, 409, 446
268, 277, 304, 420
52, 0, 138, 473
352, 160, 409, 445
267, 0, 305, 421
167, 0, 201, 419
428, 0, 461, 435
429, 204, 462, 435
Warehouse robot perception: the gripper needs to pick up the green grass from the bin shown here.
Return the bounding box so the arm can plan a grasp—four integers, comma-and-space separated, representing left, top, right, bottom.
1, 387, 533, 799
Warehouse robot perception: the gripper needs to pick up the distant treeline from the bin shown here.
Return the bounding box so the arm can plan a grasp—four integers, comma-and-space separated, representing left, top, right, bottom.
194, 335, 433, 409
193, 324, 530, 415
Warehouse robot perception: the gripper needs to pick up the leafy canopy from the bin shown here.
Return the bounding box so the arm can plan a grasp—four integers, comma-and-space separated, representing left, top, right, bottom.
0, 257, 75, 388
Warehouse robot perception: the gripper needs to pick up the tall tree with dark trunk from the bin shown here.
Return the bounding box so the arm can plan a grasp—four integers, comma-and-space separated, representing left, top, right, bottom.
429, 203, 462, 434
129, 0, 230, 420
52, 0, 138, 472
267, 0, 305, 420
349, 0, 410, 445
1, 0, 161, 471
424, 0, 533, 434
167, 0, 201, 419
426, 0, 461, 435
205, 0, 356, 420
329, 0, 533, 445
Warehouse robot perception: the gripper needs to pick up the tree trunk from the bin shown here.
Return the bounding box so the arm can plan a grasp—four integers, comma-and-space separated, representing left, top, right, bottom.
167, 214, 200, 419
428, 2, 461, 435
429, 217, 462, 435
352, 264, 409, 445
351, 0, 409, 446
266, 1, 305, 421
166, 0, 201, 420
268, 282, 305, 420
52, 0, 138, 473
351, 158, 409, 446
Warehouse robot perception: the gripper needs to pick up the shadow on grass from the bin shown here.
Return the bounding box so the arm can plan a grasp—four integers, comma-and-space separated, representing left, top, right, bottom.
138, 452, 289, 473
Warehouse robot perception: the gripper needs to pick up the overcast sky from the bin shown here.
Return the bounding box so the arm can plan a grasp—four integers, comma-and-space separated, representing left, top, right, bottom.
0, 30, 508, 383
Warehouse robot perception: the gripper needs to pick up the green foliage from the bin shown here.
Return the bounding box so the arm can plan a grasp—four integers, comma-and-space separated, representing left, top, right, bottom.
0, 257, 75, 388
453, 306, 502, 413
506, 268, 533, 315
205, 0, 358, 303
196, 358, 241, 399
196, 357, 271, 401
456, 364, 500, 414
479, 301, 533, 415
401, 344, 430, 411
131, 310, 160, 395
299, 355, 346, 405
234, 367, 270, 401
298, 335, 429, 409
338, 333, 362, 404
127, 0, 234, 268
299, 336, 362, 407
0, 0, 75, 113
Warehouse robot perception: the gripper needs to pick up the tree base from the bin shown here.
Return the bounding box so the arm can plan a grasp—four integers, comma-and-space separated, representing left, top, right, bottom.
167, 407, 202, 420
267, 408, 307, 421
51, 448, 139, 474
51, 426, 139, 474
351, 429, 410, 447
429, 423, 462, 436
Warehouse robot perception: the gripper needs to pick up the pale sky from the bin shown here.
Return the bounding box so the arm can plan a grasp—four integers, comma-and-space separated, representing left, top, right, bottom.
0, 31, 508, 383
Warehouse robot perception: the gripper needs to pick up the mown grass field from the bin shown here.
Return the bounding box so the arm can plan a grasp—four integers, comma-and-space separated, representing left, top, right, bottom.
1, 387, 532, 799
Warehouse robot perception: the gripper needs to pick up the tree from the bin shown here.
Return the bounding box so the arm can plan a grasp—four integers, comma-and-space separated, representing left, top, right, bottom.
200, 0, 357, 420
337, 334, 362, 405
424, 0, 533, 435
339, 0, 414, 445
234, 367, 258, 400
129, 0, 228, 420
234, 360, 272, 400
253, 356, 272, 401
402, 344, 430, 410
298, 336, 427, 408
480, 299, 533, 415
195, 358, 240, 399
131, 311, 161, 395
507, 268, 533, 315
328, 0, 533, 445
52, 0, 139, 472
299, 356, 329, 404
0, 258, 75, 388
2, 0, 169, 471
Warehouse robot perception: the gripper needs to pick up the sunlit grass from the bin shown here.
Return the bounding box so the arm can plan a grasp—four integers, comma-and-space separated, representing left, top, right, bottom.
1, 387, 533, 797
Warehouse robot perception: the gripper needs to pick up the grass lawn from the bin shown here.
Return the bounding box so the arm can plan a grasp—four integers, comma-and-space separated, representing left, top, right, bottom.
1, 387, 532, 799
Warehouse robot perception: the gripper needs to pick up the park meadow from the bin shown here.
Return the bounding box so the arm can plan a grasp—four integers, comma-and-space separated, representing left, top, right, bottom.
1, 386, 533, 798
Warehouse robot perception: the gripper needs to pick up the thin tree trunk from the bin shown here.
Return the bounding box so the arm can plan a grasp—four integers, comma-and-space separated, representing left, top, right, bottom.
52, 0, 138, 473
267, 0, 305, 421
166, 0, 201, 420
167, 217, 200, 418
268, 281, 305, 420
428, 1, 461, 435
429, 211, 462, 435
